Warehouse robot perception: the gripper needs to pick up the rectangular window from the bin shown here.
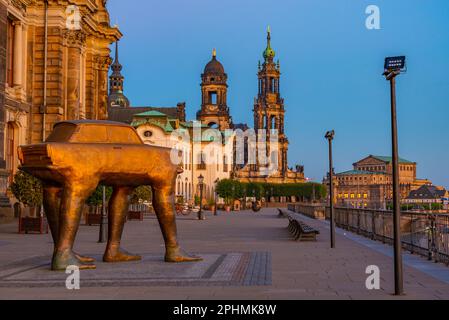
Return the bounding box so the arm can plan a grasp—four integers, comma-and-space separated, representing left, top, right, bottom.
6, 18, 15, 87
197, 153, 206, 170
223, 156, 228, 173
209, 92, 217, 105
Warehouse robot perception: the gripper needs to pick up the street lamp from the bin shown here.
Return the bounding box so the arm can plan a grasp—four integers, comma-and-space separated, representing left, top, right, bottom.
383, 55, 406, 296
325, 130, 336, 249
214, 178, 220, 216
98, 185, 107, 243
198, 174, 205, 220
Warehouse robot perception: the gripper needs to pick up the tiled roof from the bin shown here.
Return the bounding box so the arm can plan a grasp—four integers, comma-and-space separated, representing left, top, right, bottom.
108, 106, 179, 124
131, 119, 175, 133
134, 110, 168, 117
407, 185, 447, 200
336, 170, 385, 176
371, 155, 414, 164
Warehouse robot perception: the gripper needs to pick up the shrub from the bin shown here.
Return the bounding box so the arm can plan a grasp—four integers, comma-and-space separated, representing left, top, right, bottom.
9, 170, 43, 208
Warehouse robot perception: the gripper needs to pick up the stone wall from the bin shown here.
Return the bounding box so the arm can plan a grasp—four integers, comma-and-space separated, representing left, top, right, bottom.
288, 203, 326, 220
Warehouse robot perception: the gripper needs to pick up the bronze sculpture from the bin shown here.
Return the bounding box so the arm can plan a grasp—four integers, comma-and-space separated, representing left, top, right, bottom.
18, 120, 201, 271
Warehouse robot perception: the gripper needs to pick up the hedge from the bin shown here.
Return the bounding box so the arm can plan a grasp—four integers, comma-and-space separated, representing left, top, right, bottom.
216, 179, 327, 203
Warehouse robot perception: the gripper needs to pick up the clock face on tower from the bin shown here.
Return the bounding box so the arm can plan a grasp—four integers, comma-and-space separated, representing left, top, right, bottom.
207, 105, 219, 113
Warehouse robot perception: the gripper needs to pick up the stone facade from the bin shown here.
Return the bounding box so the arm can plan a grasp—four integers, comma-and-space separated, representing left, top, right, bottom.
326, 155, 432, 209
0, 0, 120, 220
196, 49, 232, 131
234, 28, 304, 184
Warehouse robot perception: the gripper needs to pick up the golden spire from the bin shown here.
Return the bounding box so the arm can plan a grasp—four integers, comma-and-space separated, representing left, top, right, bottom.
212, 48, 217, 58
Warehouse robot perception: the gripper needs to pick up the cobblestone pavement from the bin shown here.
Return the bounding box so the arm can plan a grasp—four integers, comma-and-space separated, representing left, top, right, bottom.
0, 209, 449, 300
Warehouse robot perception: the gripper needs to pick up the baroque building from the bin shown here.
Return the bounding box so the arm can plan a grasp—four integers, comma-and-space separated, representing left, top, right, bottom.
107, 43, 225, 202
0, 0, 120, 221
196, 49, 232, 131
109, 28, 306, 203
107, 40, 129, 108
326, 155, 433, 209
234, 28, 305, 184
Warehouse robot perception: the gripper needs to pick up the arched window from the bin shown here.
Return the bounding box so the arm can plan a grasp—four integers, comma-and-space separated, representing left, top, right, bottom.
197, 152, 206, 170
271, 116, 276, 131
223, 155, 229, 173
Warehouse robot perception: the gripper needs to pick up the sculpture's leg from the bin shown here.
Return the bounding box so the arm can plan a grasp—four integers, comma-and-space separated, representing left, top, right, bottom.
43, 185, 94, 264
43, 185, 61, 247
153, 186, 202, 263
104, 186, 141, 263
52, 181, 98, 271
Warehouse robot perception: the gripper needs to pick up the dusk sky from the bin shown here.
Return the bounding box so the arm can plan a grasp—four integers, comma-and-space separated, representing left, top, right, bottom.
107, 0, 449, 187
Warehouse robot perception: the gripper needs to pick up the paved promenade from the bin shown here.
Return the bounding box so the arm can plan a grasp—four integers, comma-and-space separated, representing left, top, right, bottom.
0, 209, 449, 300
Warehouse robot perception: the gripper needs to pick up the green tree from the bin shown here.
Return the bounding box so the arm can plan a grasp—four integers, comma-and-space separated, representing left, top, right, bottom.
9, 170, 43, 208
86, 185, 113, 206
130, 186, 152, 204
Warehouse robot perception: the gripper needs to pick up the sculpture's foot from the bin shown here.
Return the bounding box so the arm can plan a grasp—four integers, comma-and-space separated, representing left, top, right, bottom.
165, 246, 203, 263
52, 250, 96, 271
74, 252, 96, 263
103, 247, 142, 263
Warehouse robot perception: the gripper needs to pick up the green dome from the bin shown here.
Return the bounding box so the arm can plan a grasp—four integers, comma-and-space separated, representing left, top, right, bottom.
263, 46, 275, 60
263, 26, 275, 60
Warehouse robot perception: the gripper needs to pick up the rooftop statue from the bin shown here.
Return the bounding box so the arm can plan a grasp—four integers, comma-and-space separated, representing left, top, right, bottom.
18, 121, 201, 271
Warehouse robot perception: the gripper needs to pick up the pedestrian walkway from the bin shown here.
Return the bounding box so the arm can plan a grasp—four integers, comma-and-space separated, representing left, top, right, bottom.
0, 209, 448, 300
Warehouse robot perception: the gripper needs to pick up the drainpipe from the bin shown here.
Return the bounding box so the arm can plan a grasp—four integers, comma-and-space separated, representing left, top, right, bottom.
41, 0, 49, 141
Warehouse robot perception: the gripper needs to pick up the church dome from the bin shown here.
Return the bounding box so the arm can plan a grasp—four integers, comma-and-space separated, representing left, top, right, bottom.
204, 49, 225, 75
263, 26, 276, 61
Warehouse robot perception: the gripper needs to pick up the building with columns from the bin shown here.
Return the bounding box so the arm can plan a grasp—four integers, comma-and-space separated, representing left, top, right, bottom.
0, 0, 120, 220
325, 155, 433, 209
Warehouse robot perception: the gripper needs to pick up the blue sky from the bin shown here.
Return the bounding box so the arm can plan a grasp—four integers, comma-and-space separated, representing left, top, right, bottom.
107, 0, 449, 188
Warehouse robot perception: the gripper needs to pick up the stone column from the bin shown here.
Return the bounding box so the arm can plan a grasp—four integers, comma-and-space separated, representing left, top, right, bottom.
63, 30, 86, 120
21, 24, 27, 93
13, 21, 22, 87
94, 56, 112, 120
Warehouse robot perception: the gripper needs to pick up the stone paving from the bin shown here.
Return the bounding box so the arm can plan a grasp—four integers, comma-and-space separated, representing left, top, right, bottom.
0, 209, 448, 300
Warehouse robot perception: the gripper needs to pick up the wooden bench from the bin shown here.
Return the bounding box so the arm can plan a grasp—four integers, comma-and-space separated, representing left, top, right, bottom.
277, 208, 287, 218
286, 211, 320, 242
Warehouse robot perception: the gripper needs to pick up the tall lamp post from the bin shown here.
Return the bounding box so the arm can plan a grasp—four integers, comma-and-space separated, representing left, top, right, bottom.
384, 56, 406, 296
98, 185, 107, 243
214, 178, 219, 216
325, 130, 336, 249
198, 174, 205, 220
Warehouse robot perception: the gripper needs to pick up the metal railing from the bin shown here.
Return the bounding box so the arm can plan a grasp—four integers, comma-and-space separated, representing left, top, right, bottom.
288, 204, 449, 266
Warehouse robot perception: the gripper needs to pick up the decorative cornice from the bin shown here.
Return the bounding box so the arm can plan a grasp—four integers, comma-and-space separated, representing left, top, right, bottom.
94, 55, 112, 71
62, 29, 87, 47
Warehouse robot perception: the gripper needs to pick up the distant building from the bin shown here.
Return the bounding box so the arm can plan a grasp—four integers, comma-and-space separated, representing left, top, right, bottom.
325, 155, 432, 209
108, 45, 233, 202
108, 29, 306, 202
405, 185, 449, 205
233, 28, 304, 184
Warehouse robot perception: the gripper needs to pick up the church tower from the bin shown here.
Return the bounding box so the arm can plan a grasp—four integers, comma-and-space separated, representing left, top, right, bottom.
254, 27, 289, 177
197, 49, 232, 130
108, 41, 130, 108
